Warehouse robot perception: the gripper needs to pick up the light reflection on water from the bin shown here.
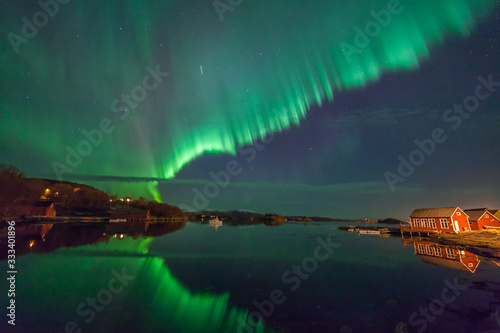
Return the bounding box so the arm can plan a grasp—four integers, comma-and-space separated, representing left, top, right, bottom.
0, 221, 499, 332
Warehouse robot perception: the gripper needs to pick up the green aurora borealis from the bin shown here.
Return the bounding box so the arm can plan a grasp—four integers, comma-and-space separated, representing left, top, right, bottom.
1, 0, 499, 209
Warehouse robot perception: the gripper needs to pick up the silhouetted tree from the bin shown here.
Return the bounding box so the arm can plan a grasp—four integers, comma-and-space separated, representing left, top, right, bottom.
0, 164, 25, 178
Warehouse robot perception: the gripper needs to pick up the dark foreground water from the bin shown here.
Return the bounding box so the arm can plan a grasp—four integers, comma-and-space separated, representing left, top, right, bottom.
1, 221, 499, 333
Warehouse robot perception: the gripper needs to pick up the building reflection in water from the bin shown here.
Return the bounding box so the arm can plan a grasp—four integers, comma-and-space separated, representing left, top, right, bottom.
402, 237, 480, 273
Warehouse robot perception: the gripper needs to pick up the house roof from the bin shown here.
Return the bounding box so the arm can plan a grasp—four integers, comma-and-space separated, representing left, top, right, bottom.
464, 209, 487, 222
417, 255, 475, 273
409, 207, 459, 218
464, 209, 500, 222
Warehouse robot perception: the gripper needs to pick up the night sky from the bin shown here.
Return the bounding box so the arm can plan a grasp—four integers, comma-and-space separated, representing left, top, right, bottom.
1, 0, 499, 219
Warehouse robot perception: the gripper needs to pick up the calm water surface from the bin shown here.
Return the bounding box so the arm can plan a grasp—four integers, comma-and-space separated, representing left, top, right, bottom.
1, 221, 499, 333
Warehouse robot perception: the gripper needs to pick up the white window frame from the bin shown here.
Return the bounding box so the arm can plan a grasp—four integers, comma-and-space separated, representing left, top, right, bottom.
421, 219, 427, 228
446, 248, 455, 258
440, 218, 449, 229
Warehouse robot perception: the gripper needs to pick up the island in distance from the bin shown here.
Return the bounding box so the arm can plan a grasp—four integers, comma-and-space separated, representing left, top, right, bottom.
0, 164, 401, 225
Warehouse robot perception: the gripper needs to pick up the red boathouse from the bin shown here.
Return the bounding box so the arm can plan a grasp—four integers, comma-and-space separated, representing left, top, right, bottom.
19, 201, 56, 218
464, 208, 500, 230
401, 207, 471, 234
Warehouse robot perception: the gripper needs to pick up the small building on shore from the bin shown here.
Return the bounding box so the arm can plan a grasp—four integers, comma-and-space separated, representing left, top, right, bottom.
401, 207, 470, 234
465, 208, 500, 230
109, 208, 151, 230
19, 201, 56, 218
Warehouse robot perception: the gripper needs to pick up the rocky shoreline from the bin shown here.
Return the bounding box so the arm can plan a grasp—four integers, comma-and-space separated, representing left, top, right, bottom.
428, 229, 500, 257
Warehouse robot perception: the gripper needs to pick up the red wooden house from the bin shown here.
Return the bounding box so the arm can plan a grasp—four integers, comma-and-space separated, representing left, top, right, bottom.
401, 207, 470, 234
19, 201, 56, 218
402, 238, 479, 273
464, 208, 500, 230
